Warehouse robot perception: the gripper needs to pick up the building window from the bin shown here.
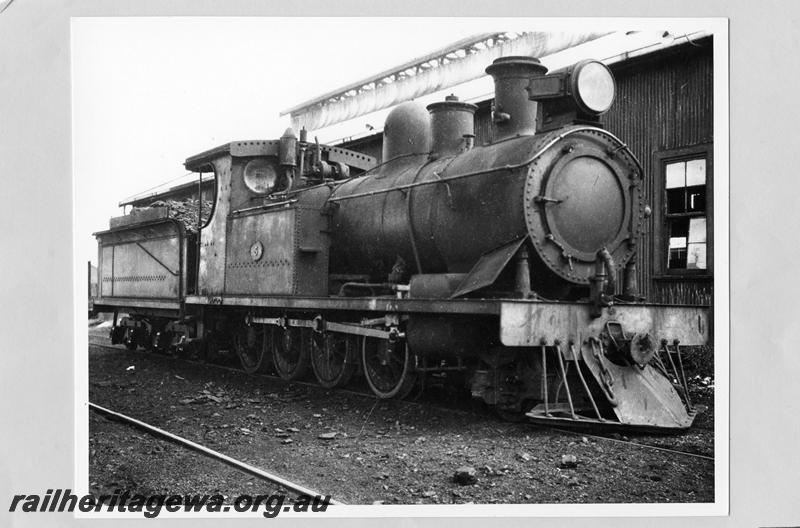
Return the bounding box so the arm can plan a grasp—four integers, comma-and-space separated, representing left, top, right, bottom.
665, 157, 707, 270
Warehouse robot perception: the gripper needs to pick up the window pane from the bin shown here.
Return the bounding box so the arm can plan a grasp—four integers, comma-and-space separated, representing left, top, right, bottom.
667, 218, 691, 270
686, 185, 706, 212
668, 248, 687, 269
686, 159, 706, 186
688, 217, 706, 243
666, 188, 686, 213
669, 217, 690, 238
669, 236, 687, 249
665, 162, 686, 189
687, 242, 706, 269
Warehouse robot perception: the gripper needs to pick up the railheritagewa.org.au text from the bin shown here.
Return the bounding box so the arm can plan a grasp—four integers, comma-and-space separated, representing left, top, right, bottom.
8, 489, 331, 518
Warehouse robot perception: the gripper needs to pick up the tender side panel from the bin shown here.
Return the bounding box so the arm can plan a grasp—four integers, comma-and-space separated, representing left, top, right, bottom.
226, 209, 295, 295
96, 221, 183, 300
499, 302, 709, 346
100, 245, 114, 296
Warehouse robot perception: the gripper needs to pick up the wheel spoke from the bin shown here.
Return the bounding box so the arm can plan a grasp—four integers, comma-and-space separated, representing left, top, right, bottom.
310, 331, 357, 388
272, 325, 309, 381
235, 324, 268, 374
362, 336, 416, 399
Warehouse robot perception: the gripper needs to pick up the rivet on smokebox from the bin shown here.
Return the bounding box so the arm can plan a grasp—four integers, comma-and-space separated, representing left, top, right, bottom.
560, 454, 578, 468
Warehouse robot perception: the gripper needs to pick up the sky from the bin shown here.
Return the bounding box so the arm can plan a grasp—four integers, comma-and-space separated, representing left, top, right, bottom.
72, 17, 713, 266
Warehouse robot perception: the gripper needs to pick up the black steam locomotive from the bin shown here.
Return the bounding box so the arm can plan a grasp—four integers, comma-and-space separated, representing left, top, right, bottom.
92, 57, 709, 431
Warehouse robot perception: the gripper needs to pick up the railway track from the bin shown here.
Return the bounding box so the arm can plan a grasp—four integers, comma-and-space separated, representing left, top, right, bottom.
88, 336, 715, 463
89, 402, 346, 504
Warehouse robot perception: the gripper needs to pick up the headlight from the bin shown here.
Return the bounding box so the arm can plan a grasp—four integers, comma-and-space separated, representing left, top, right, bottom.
570, 60, 616, 115
243, 158, 278, 194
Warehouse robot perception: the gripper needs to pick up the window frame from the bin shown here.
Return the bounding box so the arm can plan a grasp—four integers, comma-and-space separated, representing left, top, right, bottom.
653, 144, 714, 278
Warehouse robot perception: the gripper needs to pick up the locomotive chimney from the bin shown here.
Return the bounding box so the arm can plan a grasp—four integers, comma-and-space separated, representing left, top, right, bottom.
382, 102, 431, 162
485, 56, 548, 142
426, 95, 477, 157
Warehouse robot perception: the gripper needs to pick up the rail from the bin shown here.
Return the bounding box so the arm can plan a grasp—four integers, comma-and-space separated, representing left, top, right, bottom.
88, 402, 346, 505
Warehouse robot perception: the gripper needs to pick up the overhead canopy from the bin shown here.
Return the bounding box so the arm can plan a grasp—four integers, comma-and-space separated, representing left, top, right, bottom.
281, 31, 611, 132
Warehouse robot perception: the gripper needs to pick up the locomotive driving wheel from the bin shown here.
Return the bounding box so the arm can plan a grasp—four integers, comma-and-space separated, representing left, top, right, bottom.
310, 332, 358, 389
362, 336, 417, 399
233, 323, 271, 374
272, 326, 310, 380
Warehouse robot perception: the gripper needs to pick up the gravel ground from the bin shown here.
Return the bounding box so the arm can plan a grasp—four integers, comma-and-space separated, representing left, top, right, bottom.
88, 326, 715, 505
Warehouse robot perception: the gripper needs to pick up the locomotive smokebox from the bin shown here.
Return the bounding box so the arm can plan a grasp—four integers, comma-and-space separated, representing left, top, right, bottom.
382, 102, 431, 162
486, 56, 548, 141
426, 95, 477, 157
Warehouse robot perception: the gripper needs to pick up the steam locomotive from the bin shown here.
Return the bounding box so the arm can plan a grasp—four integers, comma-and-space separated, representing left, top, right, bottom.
92, 56, 709, 431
